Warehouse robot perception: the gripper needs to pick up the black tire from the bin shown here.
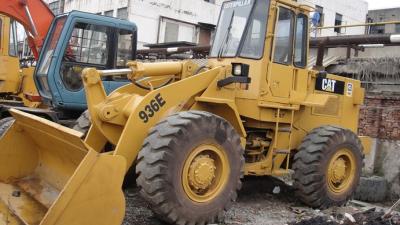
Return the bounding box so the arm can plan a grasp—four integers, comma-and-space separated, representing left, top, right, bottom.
0, 117, 15, 138
354, 176, 387, 202
136, 111, 244, 225
72, 110, 91, 135
293, 126, 364, 209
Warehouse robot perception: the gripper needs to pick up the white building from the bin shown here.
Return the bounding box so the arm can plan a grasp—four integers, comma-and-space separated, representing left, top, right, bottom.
298, 0, 368, 36
45, 0, 226, 48
44, 0, 370, 49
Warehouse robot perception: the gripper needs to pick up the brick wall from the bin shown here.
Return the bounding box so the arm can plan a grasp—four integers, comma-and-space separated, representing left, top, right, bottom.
359, 94, 400, 140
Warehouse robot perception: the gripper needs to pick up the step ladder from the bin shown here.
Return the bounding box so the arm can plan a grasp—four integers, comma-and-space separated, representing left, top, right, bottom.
271, 108, 295, 174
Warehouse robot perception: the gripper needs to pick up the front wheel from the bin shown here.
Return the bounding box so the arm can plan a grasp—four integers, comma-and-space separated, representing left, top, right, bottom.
136, 111, 244, 225
293, 126, 364, 209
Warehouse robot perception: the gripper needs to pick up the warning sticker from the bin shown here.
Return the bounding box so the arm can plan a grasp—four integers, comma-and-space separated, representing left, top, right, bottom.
346, 83, 353, 97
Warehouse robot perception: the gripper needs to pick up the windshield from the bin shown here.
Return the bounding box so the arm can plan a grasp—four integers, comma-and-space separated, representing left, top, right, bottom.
37, 16, 67, 75
210, 0, 269, 59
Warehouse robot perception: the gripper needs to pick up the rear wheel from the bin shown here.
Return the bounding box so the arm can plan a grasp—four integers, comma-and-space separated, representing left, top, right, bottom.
293, 126, 363, 209
136, 111, 244, 225
0, 117, 15, 137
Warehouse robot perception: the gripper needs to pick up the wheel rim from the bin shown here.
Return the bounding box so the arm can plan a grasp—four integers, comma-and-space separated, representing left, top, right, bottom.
327, 148, 356, 194
182, 144, 230, 203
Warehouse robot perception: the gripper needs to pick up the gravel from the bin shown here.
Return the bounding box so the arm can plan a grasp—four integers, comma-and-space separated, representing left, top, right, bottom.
122, 176, 398, 225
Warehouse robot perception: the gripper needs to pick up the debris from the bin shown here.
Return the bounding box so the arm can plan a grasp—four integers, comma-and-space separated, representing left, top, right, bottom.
383, 198, 400, 219
344, 213, 356, 223
273, 186, 281, 194
290, 207, 305, 215
289, 207, 400, 225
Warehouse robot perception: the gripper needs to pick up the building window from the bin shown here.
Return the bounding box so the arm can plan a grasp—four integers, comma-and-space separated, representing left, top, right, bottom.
104, 10, 114, 17
334, 13, 343, 33
204, 0, 216, 3
160, 18, 198, 43
164, 21, 179, 42
370, 25, 385, 34
396, 24, 400, 33
117, 7, 128, 20
48, 1, 60, 15
315, 5, 324, 26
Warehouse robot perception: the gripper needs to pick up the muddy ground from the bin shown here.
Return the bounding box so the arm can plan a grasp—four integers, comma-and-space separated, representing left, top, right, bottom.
122, 177, 399, 225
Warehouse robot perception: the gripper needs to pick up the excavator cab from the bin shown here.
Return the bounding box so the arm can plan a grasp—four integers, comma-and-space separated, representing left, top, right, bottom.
35, 11, 137, 111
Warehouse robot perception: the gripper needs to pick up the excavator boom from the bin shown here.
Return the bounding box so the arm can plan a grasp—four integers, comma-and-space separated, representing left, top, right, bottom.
0, 0, 54, 59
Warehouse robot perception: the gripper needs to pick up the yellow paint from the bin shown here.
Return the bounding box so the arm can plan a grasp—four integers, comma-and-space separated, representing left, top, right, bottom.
182, 144, 229, 203
0, 110, 125, 225
327, 148, 356, 195
0, 15, 44, 109
0, 0, 371, 223
0, 15, 20, 94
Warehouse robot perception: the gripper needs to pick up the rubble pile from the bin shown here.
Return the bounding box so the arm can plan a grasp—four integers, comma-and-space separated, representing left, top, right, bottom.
290, 208, 400, 225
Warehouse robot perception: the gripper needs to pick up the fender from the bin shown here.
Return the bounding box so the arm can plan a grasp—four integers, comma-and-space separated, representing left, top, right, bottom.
82, 66, 226, 170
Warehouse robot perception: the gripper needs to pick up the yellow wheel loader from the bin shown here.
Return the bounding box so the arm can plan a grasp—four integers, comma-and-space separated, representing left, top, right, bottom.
0, 0, 371, 225
0, 15, 41, 109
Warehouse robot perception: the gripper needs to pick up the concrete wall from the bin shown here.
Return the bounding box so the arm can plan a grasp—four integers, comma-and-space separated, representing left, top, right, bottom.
297, 0, 368, 37
62, 0, 226, 48
367, 8, 400, 34
366, 139, 400, 199
358, 93, 400, 199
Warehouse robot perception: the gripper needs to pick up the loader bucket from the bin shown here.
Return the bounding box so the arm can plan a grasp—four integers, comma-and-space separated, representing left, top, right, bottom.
0, 109, 126, 225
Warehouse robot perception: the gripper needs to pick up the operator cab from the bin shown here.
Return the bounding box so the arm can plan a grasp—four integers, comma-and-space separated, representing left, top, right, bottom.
35, 11, 137, 112
0, 15, 20, 94
209, 0, 311, 112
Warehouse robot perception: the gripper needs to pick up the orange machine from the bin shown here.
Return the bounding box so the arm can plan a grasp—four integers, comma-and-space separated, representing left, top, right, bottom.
0, 0, 54, 59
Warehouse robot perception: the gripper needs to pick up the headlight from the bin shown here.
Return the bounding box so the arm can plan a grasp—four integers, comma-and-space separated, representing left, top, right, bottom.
231, 63, 250, 77
233, 64, 242, 76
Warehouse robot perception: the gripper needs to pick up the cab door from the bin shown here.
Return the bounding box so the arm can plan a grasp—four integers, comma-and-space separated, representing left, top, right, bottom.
54, 19, 116, 109
268, 7, 309, 103
291, 13, 309, 104
268, 6, 295, 101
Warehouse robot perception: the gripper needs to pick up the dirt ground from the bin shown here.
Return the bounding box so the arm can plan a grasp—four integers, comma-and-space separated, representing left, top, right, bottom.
122, 177, 398, 225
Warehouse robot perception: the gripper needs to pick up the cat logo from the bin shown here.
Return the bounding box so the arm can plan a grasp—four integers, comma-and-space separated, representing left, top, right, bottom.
321, 79, 337, 92
315, 77, 345, 95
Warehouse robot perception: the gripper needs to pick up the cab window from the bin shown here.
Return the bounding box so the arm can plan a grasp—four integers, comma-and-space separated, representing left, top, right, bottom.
66, 23, 109, 65
273, 7, 294, 65
294, 14, 308, 67
0, 19, 2, 48
9, 20, 18, 57
117, 29, 133, 67
240, 0, 269, 59
61, 23, 111, 91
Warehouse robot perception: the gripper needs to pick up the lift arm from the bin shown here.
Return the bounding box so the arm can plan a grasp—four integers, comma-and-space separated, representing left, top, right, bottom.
0, 0, 54, 59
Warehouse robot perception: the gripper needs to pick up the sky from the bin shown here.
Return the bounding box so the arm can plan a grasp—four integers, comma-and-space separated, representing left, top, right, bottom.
366, 0, 400, 10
